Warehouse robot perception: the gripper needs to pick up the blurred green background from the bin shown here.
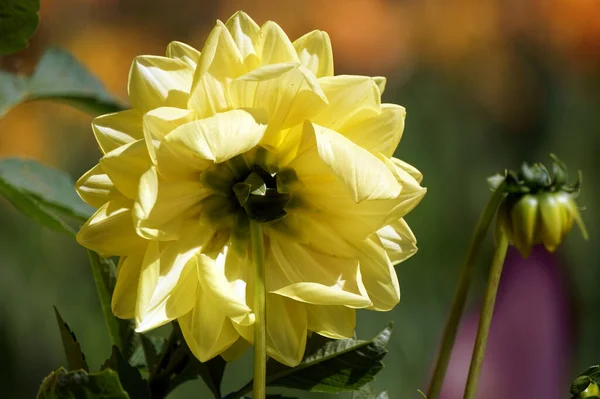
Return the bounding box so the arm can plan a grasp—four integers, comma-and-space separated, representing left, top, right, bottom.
1, 0, 599, 398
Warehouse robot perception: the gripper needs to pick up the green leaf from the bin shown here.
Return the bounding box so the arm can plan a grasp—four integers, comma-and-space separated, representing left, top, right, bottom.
87, 251, 137, 359
351, 384, 389, 399
128, 334, 166, 371
0, 158, 94, 235
265, 324, 392, 393
102, 346, 149, 399
36, 367, 129, 399
0, 47, 125, 118
0, 0, 40, 55
53, 307, 88, 372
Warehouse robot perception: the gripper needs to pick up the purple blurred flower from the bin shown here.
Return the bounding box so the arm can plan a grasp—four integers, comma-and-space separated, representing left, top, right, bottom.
439, 245, 575, 399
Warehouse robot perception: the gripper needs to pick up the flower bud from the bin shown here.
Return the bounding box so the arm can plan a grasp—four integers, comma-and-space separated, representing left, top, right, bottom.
491, 156, 588, 258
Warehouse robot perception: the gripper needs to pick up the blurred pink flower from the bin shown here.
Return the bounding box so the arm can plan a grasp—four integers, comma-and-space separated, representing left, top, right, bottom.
440, 245, 575, 398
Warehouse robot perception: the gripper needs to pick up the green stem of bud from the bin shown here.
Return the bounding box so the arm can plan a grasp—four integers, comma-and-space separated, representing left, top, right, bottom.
427, 182, 506, 399
251, 220, 267, 399
463, 233, 508, 399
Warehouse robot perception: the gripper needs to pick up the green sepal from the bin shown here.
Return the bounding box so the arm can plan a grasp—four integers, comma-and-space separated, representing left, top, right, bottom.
53, 307, 88, 372
36, 367, 129, 399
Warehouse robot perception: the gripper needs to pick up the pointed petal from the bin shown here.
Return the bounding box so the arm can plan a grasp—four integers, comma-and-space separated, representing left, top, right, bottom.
112, 253, 144, 319
128, 55, 193, 112
312, 75, 381, 131
373, 76, 387, 94
392, 157, 423, 183
257, 21, 299, 65
100, 139, 151, 200
294, 123, 401, 202
134, 166, 205, 240
266, 235, 371, 308
164, 108, 267, 163
76, 199, 146, 256
358, 237, 400, 311
92, 110, 143, 154
225, 11, 261, 65
376, 218, 418, 264
265, 294, 307, 367
293, 30, 334, 77
135, 231, 206, 331
228, 63, 328, 149
306, 304, 356, 339
179, 287, 239, 362
196, 249, 254, 326
76, 164, 121, 208
166, 41, 201, 68
341, 104, 406, 158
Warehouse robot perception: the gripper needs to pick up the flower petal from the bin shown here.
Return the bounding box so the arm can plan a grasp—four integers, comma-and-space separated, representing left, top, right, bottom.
134, 166, 205, 240
225, 11, 261, 66
112, 253, 144, 319
76, 199, 146, 256
266, 234, 371, 308
257, 21, 299, 65
196, 249, 254, 326
76, 164, 121, 208
179, 285, 239, 362
306, 304, 356, 339
100, 139, 151, 200
135, 238, 202, 332
166, 41, 201, 68
142, 106, 196, 164
341, 104, 406, 158
373, 76, 386, 94
294, 123, 401, 202
376, 218, 418, 264
92, 110, 143, 154
266, 294, 307, 366
164, 108, 267, 163
228, 63, 328, 149
312, 75, 381, 131
293, 30, 334, 78
128, 55, 193, 112
392, 157, 423, 183
358, 237, 400, 311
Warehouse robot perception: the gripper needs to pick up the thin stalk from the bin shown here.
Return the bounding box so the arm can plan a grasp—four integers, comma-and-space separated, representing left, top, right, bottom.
463, 234, 509, 399
427, 183, 506, 399
250, 220, 267, 399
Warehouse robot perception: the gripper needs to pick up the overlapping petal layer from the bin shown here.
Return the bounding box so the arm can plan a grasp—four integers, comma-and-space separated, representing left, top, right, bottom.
76, 11, 425, 367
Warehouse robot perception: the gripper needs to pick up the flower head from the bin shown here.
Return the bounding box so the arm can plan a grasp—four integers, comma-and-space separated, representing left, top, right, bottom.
76, 11, 426, 366
491, 156, 588, 258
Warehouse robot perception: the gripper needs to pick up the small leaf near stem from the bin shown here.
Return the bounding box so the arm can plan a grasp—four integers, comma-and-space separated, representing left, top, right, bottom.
427, 182, 506, 399
251, 220, 267, 399
463, 234, 509, 399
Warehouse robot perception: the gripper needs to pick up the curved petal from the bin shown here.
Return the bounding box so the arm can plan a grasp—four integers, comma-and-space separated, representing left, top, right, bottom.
164, 108, 267, 163
293, 30, 334, 78
228, 63, 328, 149
134, 166, 206, 240
166, 41, 201, 68
92, 110, 143, 154
128, 55, 193, 112
358, 237, 400, 311
100, 139, 151, 200
340, 104, 406, 158
306, 304, 356, 339
76, 164, 121, 208
196, 249, 254, 326
257, 21, 299, 65
179, 286, 239, 362
373, 76, 386, 94
312, 75, 381, 131
135, 231, 207, 331
225, 11, 261, 67
76, 199, 146, 256
392, 157, 423, 183
265, 294, 307, 367
220, 338, 251, 362
265, 234, 371, 308
112, 253, 144, 319
293, 123, 401, 202
376, 218, 418, 264
142, 106, 196, 164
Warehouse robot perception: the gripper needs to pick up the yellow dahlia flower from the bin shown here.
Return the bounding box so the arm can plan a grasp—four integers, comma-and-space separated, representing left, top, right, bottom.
76, 11, 426, 367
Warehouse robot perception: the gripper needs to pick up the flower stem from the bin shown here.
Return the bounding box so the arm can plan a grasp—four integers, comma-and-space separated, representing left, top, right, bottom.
427, 183, 506, 399
250, 220, 267, 399
463, 233, 509, 399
